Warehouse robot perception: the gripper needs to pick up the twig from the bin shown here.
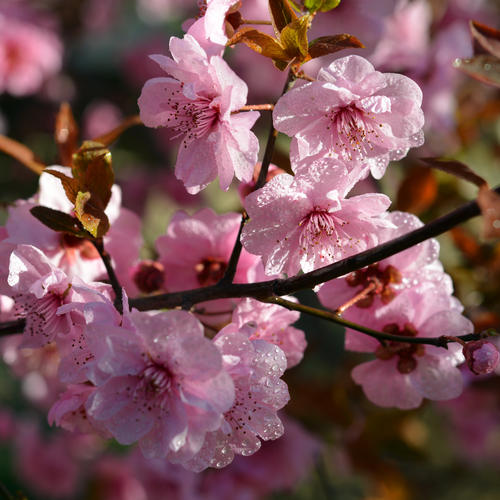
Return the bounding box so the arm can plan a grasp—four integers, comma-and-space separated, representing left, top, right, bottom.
231, 104, 274, 113
0, 319, 26, 336
262, 296, 482, 348
91, 239, 123, 314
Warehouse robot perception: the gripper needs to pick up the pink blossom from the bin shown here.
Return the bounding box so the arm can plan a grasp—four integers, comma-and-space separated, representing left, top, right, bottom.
241, 162, 393, 276
83, 100, 124, 139
348, 288, 470, 409
85, 308, 235, 462
8, 244, 73, 348
273, 55, 424, 179
15, 421, 80, 498
156, 208, 262, 322
0, 10, 62, 96
463, 341, 500, 375
138, 34, 259, 193
318, 211, 460, 336
184, 323, 289, 471
233, 298, 306, 368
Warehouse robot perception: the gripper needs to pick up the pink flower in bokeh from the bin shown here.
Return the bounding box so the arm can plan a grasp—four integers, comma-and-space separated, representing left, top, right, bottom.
0, 9, 62, 96
233, 297, 306, 368
85, 308, 235, 462
184, 322, 289, 471
138, 34, 259, 193
348, 288, 470, 409
274, 55, 424, 179
241, 162, 393, 276
15, 421, 80, 498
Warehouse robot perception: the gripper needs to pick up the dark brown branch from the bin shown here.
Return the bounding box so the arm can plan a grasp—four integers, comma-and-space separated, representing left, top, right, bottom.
129, 187, 499, 311
91, 239, 123, 314
0, 319, 25, 336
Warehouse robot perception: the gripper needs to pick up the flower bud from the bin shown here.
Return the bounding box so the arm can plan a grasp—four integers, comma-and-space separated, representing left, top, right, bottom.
463, 340, 500, 375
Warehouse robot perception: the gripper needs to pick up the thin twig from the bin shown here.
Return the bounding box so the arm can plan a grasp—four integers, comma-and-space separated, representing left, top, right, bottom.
240, 19, 273, 25
0, 319, 26, 336
91, 239, 123, 314
128, 186, 499, 311
231, 104, 274, 113
264, 296, 483, 348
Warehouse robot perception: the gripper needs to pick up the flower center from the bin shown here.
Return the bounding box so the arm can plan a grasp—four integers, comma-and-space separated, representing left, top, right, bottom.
195, 257, 227, 286
133, 260, 165, 294
298, 208, 355, 262
141, 363, 173, 394
375, 322, 425, 374
345, 264, 402, 308
327, 104, 382, 160
164, 86, 220, 145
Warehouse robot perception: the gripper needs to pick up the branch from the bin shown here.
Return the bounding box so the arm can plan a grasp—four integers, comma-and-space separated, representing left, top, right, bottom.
263, 296, 483, 348
0, 319, 25, 337
91, 239, 123, 313
129, 187, 499, 311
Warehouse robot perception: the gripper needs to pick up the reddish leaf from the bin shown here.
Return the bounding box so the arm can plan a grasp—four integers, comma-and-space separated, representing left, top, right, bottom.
0, 134, 45, 175
227, 27, 288, 60
55, 102, 79, 166
420, 157, 487, 187
308, 34, 364, 59
450, 227, 482, 261
30, 206, 86, 237
92, 115, 142, 147
470, 20, 500, 59
269, 0, 297, 38
454, 55, 500, 88
477, 184, 500, 239
395, 166, 437, 215
44, 169, 78, 204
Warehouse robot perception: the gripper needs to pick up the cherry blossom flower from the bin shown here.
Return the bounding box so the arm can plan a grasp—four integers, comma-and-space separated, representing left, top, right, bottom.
347, 288, 470, 409
273, 55, 424, 179
233, 298, 306, 368
0, 9, 62, 96
183, 322, 289, 471
84, 308, 235, 462
241, 162, 394, 276
138, 34, 259, 193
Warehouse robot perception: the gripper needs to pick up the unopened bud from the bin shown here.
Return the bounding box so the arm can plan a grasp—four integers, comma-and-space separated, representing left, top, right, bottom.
463, 340, 500, 375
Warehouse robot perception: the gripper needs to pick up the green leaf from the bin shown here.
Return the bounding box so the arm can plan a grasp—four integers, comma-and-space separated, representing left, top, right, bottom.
280, 15, 310, 59
269, 0, 298, 38
30, 206, 87, 237
74, 191, 110, 238
308, 34, 364, 59
304, 0, 341, 13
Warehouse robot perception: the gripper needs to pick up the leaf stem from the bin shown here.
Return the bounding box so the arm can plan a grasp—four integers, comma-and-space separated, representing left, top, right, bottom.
240, 19, 273, 25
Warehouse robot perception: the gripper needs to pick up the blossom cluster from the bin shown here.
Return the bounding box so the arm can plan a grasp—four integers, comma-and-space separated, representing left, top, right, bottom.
0, 0, 498, 488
